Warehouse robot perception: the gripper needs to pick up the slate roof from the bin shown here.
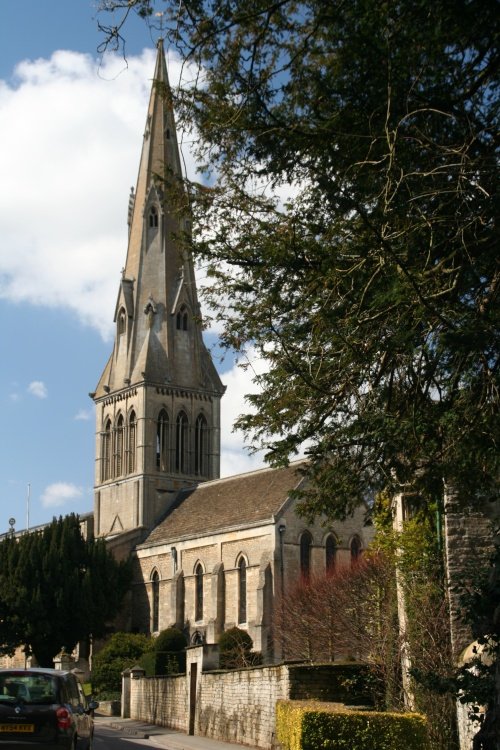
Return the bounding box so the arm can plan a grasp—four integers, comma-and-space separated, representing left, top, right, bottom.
140, 461, 306, 547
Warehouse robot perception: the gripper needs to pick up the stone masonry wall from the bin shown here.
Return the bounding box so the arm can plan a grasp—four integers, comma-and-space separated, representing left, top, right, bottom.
196, 665, 289, 748
127, 663, 370, 748
130, 674, 187, 731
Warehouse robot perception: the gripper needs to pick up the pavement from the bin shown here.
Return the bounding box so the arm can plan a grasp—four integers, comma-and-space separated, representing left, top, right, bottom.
94, 714, 261, 750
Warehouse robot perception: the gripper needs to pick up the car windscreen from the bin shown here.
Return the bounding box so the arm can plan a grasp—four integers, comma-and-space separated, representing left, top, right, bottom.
0, 673, 58, 705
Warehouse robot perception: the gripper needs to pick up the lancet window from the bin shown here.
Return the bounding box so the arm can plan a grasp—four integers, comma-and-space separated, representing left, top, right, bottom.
175, 411, 188, 473
176, 305, 188, 331
127, 411, 136, 474
151, 570, 160, 633
114, 414, 124, 477
300, 531, 312, 582
238, 556, 247, 624
194, 414, 209, 477
156, 409, 170, 471
102, 419, 112, 481
195, 563, 204, 622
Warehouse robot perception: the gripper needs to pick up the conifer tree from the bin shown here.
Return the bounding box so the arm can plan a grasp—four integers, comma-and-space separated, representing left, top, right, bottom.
0, 514, 130, 666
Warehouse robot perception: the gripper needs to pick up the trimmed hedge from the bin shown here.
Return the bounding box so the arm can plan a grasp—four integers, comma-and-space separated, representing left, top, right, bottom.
276, 700, 429, 750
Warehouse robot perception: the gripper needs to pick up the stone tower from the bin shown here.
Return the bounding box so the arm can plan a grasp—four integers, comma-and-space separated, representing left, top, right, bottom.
91, 41, 225, 541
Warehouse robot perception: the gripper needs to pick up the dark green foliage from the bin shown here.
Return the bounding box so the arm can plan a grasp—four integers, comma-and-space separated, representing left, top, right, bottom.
276, 700, 429, 750
0, 515, 131, 666
145, 627, 187, 674
92, 631, 151, 695
153, 627, 187, 653
219, 626, 260, 669
98, 0, 499, 519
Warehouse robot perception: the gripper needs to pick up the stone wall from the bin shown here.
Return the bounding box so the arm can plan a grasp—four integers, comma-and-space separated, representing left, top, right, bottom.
126, 658, 369, 749
130, 673, 187, 731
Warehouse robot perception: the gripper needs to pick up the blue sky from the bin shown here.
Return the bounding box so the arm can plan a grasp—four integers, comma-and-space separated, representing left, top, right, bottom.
0, 1, 265, 533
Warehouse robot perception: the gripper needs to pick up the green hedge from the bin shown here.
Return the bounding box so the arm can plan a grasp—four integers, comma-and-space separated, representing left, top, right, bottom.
276, 701, 429, 750
140, 650, 186, 676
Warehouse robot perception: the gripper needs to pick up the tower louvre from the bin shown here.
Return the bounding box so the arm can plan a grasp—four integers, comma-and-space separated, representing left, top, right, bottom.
91, 41, 225, 541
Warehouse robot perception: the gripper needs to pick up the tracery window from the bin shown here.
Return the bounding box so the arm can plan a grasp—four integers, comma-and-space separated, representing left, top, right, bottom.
238, 556, 247, 624
175, 411, 188, 473
195, 563, 204, 622
325, 535, 337, 575
102, 419, 112, 481
300, 531, 312, 582
194, 414, 208, 477
151, 570, 160, 633
114, 414, 124, 477
156, 409, 169, 471
148, 205, 159, 228
127, 411, 136, 474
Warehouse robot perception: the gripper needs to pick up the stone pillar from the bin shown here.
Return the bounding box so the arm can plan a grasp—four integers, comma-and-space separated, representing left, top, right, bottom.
121, 668, 131, 718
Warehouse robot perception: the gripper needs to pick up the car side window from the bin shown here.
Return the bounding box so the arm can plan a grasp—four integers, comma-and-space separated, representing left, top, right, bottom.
77, 681, 87, 707
65, 676, 80, 708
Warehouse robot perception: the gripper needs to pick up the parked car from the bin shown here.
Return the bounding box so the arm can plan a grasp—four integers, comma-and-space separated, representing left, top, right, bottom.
0, 668, 98, 749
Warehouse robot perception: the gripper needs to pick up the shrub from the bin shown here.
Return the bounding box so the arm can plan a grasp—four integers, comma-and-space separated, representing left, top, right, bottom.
92, 632, 151, 695
219, 627, 260, 669
140, 628, 187, 675
276, 700, 429, 750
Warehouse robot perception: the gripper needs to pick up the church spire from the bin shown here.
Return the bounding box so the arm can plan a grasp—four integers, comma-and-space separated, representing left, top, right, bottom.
92, 43, 225, 539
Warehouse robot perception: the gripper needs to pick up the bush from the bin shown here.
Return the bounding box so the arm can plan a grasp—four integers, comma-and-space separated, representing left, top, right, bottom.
139, 628, 187, 675
276, 700, 429, 750
92, 632, 151, 695
219, 627, 260, 669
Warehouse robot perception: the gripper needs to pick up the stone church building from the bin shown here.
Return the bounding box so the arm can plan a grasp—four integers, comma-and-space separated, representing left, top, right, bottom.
89, 40, 374, 661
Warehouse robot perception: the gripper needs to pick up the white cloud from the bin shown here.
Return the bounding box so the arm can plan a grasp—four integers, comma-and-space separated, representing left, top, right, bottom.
74, 408, 93, 421
41, 482, 83, 509
0, 48, 199, 341
27, 380, 48, 399
219, 348, 267, 477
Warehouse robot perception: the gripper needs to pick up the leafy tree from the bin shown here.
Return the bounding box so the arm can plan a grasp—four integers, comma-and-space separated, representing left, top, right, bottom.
99, 0, 499, 724
98, 0, 499, 513
92, 631, 151, 695
219, 626, 259, 669
0, 514, 131, 666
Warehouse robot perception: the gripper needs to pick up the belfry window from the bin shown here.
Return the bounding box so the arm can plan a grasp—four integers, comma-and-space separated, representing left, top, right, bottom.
102, 419, 112, 481
300, 531, 312, 582
176, 305, 188, 331
175, 411, 188, 473
113, 414, 124, 477
156, 409, 169, 471
326, 535, 337, 575
148, 206, 159, 228
238, 557, 247, 624
194, 414, 208, 477
151, 570, 160, 633
127, 411, 136, 474
195, 563, 204, 622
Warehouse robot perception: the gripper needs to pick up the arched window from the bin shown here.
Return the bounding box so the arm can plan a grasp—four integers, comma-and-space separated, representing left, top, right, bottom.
350, 536, 362, 565
175, 411, 188, 473
102, 419, 112, 481
195, 563, 204, 622
156, 409, 169, 471
326, 535, 337, 575
300, 531, 312, 581
117, 308, 126, 336
238, 557, 247, 624
194, 414, 209, 477
176, 305, 188, 331
114, 414, 124, 477
127, 411, 136, 474
148, 205, 159, 228
151, 570, 160, 633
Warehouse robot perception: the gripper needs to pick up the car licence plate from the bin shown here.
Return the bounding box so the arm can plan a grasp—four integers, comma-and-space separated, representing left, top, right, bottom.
0, 724, 34, 732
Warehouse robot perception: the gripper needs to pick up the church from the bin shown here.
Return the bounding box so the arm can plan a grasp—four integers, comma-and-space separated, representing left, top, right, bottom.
90, 40, 374, 661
